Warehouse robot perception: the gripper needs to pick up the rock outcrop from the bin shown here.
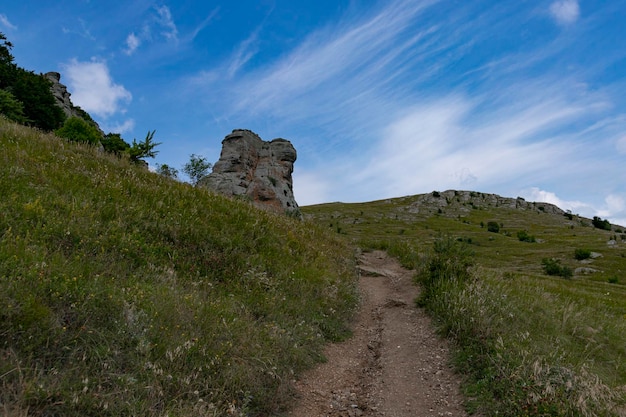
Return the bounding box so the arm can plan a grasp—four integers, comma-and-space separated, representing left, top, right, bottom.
44, 72, 103, 134
199, 129, 300, 215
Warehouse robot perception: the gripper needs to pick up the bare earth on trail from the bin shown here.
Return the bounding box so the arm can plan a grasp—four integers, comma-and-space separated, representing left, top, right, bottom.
288, 250, 468, 417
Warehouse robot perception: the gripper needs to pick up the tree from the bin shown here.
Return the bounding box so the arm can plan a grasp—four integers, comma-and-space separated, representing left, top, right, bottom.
591, 216, 611, 231
101, 132, 130, 155
487, 221, 500, 233
55, 117, 102, 145
182, 154, 212, 185
128, 130, 161, 163
156, 164, 179, 179
0, 89, 27, 123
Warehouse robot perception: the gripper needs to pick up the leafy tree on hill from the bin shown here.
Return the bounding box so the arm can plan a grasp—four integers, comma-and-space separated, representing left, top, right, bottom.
156, 163, 179, 179
101, 132, 130, 155
592, 216, 611, 231
55, 117, 102, 145
0, 32, 65, 131
0, 89, 27, 124
182, 153, 212, 185
128, 130, 161, 163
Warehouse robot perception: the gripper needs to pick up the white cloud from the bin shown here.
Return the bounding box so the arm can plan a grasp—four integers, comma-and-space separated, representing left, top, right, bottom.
154, 5, 178, 41
124, 33, 141, 56
227, 28, 261, 78
0, 14, 17, 30
61, 59, 132, 119
549, 0, 580, 25
293, 170, 333, 206
521, 187, 589, 213
101, 118, 135, 135
522, 188, 626, 226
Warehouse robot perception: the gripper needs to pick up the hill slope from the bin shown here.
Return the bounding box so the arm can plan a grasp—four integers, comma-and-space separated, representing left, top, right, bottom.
0, 118, 358, 416
303, 192, 626, 416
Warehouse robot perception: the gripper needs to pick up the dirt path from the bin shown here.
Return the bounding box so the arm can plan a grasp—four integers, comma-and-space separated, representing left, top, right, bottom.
288, 250, 467, 417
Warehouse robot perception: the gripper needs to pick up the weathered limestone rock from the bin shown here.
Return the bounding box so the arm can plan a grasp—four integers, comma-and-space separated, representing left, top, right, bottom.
199, 129, 300, 215
44, 72, 103, 134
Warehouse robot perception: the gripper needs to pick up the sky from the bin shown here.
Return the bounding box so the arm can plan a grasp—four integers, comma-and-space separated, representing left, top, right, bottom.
1, 0, 626, 225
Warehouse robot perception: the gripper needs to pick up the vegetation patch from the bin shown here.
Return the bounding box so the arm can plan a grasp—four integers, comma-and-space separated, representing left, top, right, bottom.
0, 118, 359, 416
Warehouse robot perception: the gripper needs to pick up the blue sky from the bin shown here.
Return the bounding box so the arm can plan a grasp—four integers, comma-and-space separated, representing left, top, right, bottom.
2, 0, 625, 225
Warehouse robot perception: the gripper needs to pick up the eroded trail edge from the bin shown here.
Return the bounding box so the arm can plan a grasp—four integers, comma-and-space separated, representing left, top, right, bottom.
288, 250, 467, 417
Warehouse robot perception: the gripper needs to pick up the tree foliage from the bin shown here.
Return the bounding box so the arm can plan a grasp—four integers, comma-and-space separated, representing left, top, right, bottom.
0, 89, 27, 124
128, 130, 161, 163
182, 153, 212, 185
101, 133, 130, 155
0, 32, 65, 131
591, 216, 611, 231
156, 164, 179, 179
55, 117, 102, 145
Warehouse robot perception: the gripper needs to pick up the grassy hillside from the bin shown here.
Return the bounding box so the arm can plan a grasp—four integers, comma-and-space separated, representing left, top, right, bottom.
0, 117, 359, 416
303, 193, 626, 416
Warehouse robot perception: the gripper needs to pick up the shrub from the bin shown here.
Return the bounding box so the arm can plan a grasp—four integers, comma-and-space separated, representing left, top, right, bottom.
487, 221, 500, 233
517, 230, 536, 243
101, 132, 130, 155
592, 216, 611, 231
418, 235, 474, 306
574, 248, 591, 260
541, 258, 573, 278
0, 89, 27, 123
55, 117, 102, 145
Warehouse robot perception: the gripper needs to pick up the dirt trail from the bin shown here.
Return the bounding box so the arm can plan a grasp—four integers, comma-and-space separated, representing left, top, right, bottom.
288, 250, 467, 417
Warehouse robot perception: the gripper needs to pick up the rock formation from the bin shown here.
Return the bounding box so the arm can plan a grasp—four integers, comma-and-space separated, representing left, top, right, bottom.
199, 129, 300, 215
44, 72, 103, 134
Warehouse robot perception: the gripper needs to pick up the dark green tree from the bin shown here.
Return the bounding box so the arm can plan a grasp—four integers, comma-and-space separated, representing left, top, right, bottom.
128, 130, 161, 163
0, 89, 27, 123
101, 132, 130, 155
11, 68, 65, 131
182, 154, 212, 185
55, 117, 102, 145
591, 216, 611, 231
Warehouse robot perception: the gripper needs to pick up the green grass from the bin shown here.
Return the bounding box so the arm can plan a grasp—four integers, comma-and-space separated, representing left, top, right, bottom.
303, 194, 626, 416
0, 118, 359, 416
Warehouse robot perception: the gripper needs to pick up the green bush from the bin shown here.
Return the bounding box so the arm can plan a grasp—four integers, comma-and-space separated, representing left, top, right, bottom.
541, 258, 573, 278
101, 132, 130, 155
591, 216, 611, 231
418, 235, 474, 306
516, 230, 536, 243
0, 89, 27, 123
55, 117, 102, 145
574, 248, 591, 260
487, 221, 500, 233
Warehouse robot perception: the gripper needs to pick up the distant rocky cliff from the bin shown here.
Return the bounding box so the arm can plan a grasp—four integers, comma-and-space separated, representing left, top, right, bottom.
44, 72, 103, 134
199, 129, 300, 215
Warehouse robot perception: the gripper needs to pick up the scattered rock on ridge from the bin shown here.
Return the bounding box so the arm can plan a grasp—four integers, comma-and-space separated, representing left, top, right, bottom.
199, 129, 300, 215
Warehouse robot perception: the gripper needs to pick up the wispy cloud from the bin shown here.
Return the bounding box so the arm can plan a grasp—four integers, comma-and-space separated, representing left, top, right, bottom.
549, 0, 580, 25
227, 27, 261, 78
61, 58, 132, 119
190, 7, 220, 41
155, 5, 178, 41
182, 0, 624, 223
62, 18, 96, 40
124, 33, 141, 56
122, 4, 179, 55
0, 13, 17, 30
